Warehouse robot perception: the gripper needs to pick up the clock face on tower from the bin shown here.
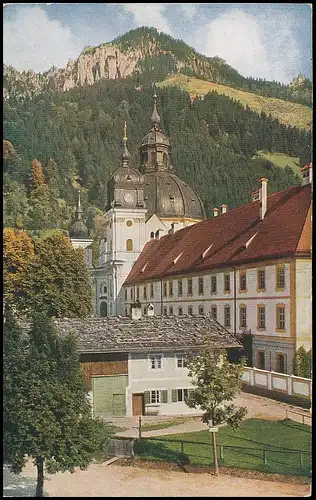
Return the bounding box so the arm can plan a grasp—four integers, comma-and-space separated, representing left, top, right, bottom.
124, 192, 134, 205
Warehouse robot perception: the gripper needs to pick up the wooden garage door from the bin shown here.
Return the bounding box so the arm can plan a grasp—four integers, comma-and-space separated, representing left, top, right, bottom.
92, 375, 128, 418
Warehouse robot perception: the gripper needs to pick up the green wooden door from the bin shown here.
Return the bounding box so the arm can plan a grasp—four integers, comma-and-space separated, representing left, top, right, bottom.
93, 375, 128, 418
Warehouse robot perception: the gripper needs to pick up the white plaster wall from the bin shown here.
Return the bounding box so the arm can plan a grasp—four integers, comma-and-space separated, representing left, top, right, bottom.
126, 352, 202, 416
295, 260, 312, 350
272, 376, 287, 391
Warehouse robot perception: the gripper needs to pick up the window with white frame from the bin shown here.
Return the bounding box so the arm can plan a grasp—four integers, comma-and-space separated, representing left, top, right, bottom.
176, 354, 187, 368
178, 306, 183, 316
143, 285, 147, 300
169, 281, 173, 296
150, 282, 154, 298
276, 304, 285, 330
198, 277, 204, 295
211, 275, 217, 294
124, 288, 127, 301
163, 306, 168, 316
169, 306, 174, 315
240, 305, 247, 329
211, 305, 217, 320
178, 279, 183, 297
276, 265, 285, 290
258, 305, 266, 329
136, 287, 140, 300
177, 388, 188, 401
224, 274, 231, 292
163, 282, 167, 297
198, 305, 204, 315
224, 305, 231, 327
188, 305, 193, 315
150, 390, 160, 403
187, 278, 193, 296
150, 354, 162, 370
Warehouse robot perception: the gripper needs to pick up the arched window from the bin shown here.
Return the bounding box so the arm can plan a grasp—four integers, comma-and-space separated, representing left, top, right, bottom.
100, 302, 108, 317
126, 239, 133, 251
151, 151, 156, 166
150, 231, 155, 239
100, 283, 107, 296
155, 230, 160, 239
163, 152, 168, 167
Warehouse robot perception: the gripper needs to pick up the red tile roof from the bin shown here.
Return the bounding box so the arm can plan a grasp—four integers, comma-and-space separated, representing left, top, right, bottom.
125, 184, 311, 284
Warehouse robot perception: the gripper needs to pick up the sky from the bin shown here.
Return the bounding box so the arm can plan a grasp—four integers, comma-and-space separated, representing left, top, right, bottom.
3, 3, 313, 84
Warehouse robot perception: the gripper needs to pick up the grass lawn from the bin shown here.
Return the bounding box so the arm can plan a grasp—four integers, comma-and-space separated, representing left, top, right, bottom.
252, 151, 302, 176
141, 417, 195, 432
134, 418, 311, 477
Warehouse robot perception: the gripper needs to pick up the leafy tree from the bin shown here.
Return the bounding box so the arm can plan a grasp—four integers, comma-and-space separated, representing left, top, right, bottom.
26, 233, 93, 317
293, 346, 312, 378
3, 228, 35, 314
3, 312, 113, 497
186, 344, 247, 475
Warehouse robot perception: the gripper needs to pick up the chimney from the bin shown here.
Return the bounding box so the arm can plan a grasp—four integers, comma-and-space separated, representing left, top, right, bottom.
213, 207, 219, 217
131, 300, 142, 320
301, 163, 312, 186
220, 204, 228, 214
259, 178, 268, 220
147, 303, 155, 317
251, 189, 260, 202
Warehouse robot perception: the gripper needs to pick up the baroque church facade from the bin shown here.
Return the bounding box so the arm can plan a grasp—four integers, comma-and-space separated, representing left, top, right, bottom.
70, 92, 205, 317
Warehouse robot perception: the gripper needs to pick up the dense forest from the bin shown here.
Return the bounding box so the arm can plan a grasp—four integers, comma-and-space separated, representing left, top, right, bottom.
3, 74, 311, 237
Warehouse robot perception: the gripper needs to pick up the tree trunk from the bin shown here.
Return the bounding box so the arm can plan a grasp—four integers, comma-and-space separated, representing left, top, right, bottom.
211, 419, 219, 476
36, 456, 44, 497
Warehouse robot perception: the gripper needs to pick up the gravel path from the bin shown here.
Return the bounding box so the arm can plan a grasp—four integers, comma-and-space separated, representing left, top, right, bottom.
20, 461, 310, 497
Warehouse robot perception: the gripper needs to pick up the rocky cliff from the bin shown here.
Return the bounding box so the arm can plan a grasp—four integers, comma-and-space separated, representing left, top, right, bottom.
3, 28, 236, 101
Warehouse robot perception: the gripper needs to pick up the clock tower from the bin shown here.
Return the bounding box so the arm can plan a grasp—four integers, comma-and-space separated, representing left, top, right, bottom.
94, 123, 147, 317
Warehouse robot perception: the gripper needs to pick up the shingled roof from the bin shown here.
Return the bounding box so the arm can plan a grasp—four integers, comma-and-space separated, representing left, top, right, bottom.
51, 315, 241, 354
125, 183, 311, 284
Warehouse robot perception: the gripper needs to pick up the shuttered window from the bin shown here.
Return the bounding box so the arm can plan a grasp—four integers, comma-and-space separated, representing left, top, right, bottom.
145, 390, 168, 404
172, 388, 193, 402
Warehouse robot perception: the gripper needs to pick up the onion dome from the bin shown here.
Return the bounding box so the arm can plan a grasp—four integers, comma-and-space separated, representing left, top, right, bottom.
69, 190, 89, 239
143, 171, 205, 220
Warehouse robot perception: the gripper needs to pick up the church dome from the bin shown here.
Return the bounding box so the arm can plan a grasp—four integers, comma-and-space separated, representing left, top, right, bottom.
69, 219, 89, 239
143, 171, 205, 220
140, 129, 170, 148
110, 165, 144, 185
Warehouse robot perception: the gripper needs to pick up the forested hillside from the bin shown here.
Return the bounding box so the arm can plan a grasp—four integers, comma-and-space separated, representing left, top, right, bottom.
3, 75, 311, 237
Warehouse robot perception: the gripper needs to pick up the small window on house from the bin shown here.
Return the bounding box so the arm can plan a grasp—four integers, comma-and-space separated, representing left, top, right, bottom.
224, 305, 231, 327
276, 265, 285, 290
131, 288, 134, 301
155, 230, 160, 239
126, 239, 133, 251
178, 306, 183, 316
150, 355, 162, 370
188, 305, 193, 315
198, 277, 204, 295
136, 287, 140, 300
143, 307, 147, 315
126, 220, 133, 227
240, 305, 247, 329
169, 306, 173, 315
276, 353, 286, 374
177, 388, 189, 402
257, 269, 265, 291
150, 282, 154, 298
198, 305, 204, 315
178, 279, 183, 297
163, 306, 168, 316
239, 271, 247, 291
163, 282, 167, 297
125, 308, 128, 317
169, 281, 173, 296
150, 390, 160, 403
176, 355, 187, 368
143, 285, 147, 300
276, 304, 285, 330
150, 231, 154, 239
124, 288, 128, 301
103, 285, 107, 295
224, 274, 231, 292
187, 278, 193, 296
211, 275, 217, 294
258, 305, 266, 329
211, 305, 217, 321
257, 351, 265, 370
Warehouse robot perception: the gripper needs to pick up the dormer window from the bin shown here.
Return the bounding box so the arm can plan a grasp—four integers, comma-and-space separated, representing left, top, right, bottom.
126, 175, 132, 181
